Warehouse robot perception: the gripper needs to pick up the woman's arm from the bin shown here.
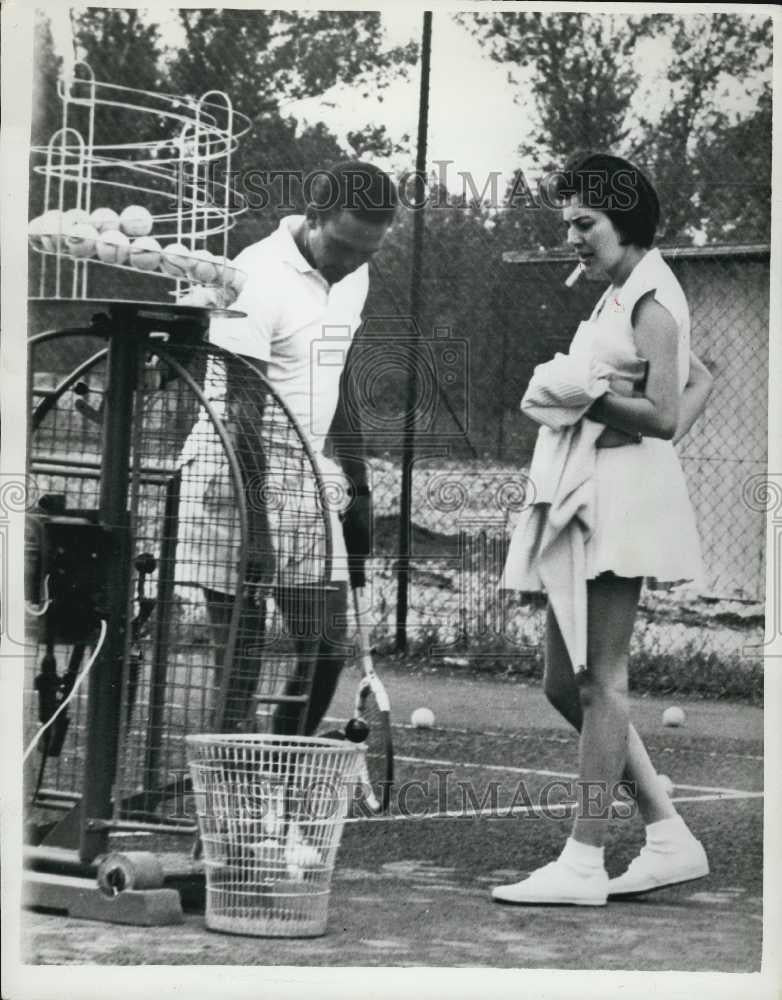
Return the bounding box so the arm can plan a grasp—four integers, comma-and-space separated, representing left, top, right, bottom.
673, 351, 714, 445
588, 292, 680, 440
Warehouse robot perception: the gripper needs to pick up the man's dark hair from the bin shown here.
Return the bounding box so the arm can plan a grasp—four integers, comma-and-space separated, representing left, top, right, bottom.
305, 160, 398, 225
550, 151, 660, 248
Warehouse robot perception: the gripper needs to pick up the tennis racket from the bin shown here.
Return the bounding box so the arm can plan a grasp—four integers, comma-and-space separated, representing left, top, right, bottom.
349, 586, 393, 814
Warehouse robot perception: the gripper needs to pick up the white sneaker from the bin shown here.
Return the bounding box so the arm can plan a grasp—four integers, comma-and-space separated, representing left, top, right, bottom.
608, 837, 709, 897
492, 859, 608, 906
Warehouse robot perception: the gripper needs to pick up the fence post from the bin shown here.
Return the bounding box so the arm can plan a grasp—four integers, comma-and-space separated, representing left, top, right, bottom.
395, 11, 432, 652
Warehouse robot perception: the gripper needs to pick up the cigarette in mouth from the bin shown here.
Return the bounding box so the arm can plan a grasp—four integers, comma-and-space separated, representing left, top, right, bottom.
564, 262, 585, 288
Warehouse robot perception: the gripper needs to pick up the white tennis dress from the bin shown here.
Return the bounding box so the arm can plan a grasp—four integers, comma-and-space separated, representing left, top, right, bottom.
505, 248, 705, 588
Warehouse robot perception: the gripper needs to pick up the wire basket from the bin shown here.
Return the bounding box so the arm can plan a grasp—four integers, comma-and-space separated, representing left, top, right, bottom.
186, 733, 365, 937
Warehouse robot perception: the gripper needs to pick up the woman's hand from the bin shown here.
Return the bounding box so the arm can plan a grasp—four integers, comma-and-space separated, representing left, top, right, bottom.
596, 426, 642, 448
673, 351, 714, 444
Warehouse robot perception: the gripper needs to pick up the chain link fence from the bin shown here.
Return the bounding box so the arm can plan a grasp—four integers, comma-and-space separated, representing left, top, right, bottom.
29, 9, 770, 699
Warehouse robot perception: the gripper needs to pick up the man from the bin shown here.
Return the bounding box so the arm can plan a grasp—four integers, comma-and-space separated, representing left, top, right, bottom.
180, 160, 397, 737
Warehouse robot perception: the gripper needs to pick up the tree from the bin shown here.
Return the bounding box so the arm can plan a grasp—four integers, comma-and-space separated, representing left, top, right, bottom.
166, 10, 416, 130
630, 14, 772, 243
463, 11, 772, 245
162, 10, 418, 251
30, 12, 63, 219
71, 9, 166, 145
688, 85, 772, 244
31, 12, 63, 149
461, 12, 654, 169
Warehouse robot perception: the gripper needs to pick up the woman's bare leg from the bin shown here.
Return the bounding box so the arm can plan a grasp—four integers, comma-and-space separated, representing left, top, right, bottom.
543, 598, 676, 827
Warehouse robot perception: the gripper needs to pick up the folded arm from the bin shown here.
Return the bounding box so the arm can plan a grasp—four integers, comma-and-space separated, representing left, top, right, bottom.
588, 292, 680, 440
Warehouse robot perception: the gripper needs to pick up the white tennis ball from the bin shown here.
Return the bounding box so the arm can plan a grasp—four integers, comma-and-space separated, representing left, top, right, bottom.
90, 207, 120, 234
160, 242, 192, 278
662, 706, 686, 728
211, 255, 245, 291
62, 208, 91, 229
96, 229, 130, 265
188, 248, 218, 284
411, 707, 435, 729
129, 235, 162, 271
65, 222, 99, 259
31, 210, 66, 252
28, 213, 56, 251
658, 773, 674, 796
120, 204, 154, 238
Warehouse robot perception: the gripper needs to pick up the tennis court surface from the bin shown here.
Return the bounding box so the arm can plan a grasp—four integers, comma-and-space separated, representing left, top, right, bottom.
22, 667, 763, 971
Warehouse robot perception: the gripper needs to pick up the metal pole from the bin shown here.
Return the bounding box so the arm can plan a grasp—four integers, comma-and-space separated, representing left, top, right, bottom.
79, 308, 139, 862
396, 11, 432, 651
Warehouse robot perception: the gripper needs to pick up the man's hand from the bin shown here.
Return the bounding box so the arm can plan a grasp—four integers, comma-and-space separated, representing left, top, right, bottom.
341, 485, 372, 590
177, 285, 238, 309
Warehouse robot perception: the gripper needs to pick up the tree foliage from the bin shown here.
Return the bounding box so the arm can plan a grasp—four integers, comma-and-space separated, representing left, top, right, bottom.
463, 11, 772, 244
167, 10, 416, 114
462, 12, 654, 168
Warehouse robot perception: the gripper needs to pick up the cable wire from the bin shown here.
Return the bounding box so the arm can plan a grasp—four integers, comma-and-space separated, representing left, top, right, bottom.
23, 618, 108, 762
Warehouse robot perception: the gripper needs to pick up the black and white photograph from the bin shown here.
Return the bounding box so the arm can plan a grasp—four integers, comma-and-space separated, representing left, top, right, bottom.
1, 2, 779, 996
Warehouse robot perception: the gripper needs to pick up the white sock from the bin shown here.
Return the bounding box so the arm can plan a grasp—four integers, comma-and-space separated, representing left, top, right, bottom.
560, 837, 605, 871
646, 813, 692, 845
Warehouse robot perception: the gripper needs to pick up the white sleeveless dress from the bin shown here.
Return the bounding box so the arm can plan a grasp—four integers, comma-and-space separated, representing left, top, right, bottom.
508, 248, 705, 587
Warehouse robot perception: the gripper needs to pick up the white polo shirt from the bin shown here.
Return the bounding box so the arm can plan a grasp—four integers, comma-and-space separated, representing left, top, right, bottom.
177, 216, 368, 589
209, 215, 369, 453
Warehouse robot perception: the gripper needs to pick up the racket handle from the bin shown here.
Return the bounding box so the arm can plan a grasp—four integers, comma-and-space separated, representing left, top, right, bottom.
352, 587, 372, 658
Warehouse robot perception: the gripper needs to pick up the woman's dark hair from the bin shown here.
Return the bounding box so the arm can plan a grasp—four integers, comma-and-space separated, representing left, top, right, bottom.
305, 160, 398, 225
549, 152, 660, 248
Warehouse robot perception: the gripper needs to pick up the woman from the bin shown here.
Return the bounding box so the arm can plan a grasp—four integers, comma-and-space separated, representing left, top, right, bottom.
494, 152, 714, 906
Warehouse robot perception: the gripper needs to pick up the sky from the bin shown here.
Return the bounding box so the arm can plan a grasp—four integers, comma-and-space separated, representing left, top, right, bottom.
286, 11, 530, 186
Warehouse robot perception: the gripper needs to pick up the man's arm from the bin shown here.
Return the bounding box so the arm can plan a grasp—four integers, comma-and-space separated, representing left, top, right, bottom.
328, 341, 372, 591
223, 353, 276, 588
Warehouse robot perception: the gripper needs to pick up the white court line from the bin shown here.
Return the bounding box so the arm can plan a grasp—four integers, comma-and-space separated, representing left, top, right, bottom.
394, 753, 763, 799
345, 791, 762, 825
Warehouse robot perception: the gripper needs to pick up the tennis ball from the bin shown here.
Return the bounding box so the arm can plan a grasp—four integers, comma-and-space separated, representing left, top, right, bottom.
129, 235, 162, 271
658, 774, 674, 796
62, 207, 91, 229
120, 204, 154, 238
30, 210, 65, 252
160, 242, 192, 278
211, 255, 239, 286
345, 717, 370, 743
662, 706, 686, 728
188, 248, 218, 284
65, 222, 99, 259
90, 207, 120, 233
28, 213, 57, 251
96, 229, 130, 265
411, 707, 434, 729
